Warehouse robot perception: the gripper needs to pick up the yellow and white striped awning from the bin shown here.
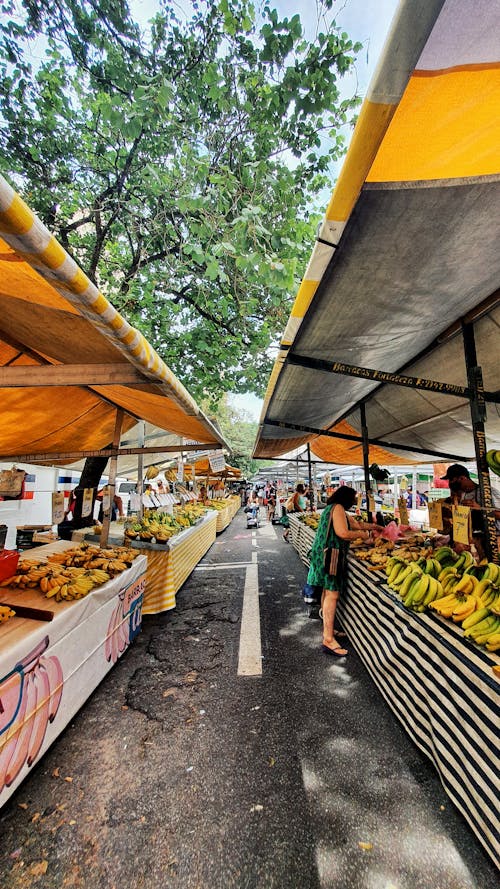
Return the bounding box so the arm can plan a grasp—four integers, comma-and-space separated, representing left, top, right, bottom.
254, 0, 500, 464
0, 176, 226, 458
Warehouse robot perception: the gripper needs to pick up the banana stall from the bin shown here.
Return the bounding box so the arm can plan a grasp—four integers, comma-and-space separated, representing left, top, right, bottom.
253, 0, 500, 867
288, 512, 500, 866
0, 176, 227, 806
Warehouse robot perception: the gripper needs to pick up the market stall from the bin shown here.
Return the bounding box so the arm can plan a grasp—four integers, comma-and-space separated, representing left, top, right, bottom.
0, 176, 228, 803
135, 510, 218, 614
339, 557, 500, 869
0, 541, 146, 808
252, 0, 500, 868
286, 514, 500, 865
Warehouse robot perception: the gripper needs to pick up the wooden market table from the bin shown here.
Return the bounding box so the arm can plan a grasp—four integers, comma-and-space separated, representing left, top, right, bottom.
212, 496, 241, 533
287, 514, 500, 868
0, 540, 147, 808
78, 508, 223, 614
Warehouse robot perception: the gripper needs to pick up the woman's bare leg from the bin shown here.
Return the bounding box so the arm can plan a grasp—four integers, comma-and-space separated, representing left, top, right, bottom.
322, 588, 348, 654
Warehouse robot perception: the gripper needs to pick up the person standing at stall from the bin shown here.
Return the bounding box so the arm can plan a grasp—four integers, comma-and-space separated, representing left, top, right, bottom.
282, 483, 307, 542
306, 486, 376, 656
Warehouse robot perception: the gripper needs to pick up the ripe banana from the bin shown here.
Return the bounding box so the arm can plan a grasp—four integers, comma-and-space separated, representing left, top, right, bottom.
408, 574, 431, 608
462, 607, 492, 630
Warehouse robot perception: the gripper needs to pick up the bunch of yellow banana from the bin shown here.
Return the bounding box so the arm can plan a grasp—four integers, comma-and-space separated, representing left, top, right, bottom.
398, 569, 444, 611
44, 568, 111, 602
462, 612, 500, 649
0, 604, 15, 623
481, 562, 500, 584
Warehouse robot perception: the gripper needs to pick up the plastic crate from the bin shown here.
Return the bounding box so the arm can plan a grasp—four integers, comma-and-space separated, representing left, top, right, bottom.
0, 550, 20, 582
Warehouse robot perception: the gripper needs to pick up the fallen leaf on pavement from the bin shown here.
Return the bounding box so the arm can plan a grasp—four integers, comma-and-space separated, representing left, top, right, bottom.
18, 803, 28, 810
250, 804, 264, 813
52, 768, 60, 778
268, 757, 276, 767
30, 860, 48, 876
358, 842, 373, 851
31, 812, 41, 823
64, 776, 73, 783
163, 688, 177, 698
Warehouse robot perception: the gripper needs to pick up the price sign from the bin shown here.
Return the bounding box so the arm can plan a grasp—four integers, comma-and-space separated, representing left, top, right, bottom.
356, 492, 363, 507
82, 487, 94, 518
208, 451, 226, 473
428, 500, 443, 531
368, 494, 375, 512
177, 455, 184, 482
102, 486, 111, 514
398, 496, 409, 526
52, 492, 65, 524
453, 505, 471, 545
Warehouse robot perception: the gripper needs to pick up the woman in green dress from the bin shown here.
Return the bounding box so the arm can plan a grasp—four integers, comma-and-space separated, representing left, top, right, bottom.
307, 486, 376, 656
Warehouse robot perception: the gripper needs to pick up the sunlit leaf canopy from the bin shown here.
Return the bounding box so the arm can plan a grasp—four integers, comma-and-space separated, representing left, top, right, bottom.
253, 0, 500, 466
0, 176, 227, 459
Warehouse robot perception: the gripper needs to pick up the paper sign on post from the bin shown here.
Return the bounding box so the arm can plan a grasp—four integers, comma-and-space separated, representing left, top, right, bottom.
102, 486, 111, 514
176, 455, 184, 481
428, 500, 443, 531
453, 505, 471, 545
208, 451, 226, 473
367, 494, 375, 513
52, 492, 65, 524
356, 492, 363, 507
398, 497, 409, 526
82, 488, 94, 518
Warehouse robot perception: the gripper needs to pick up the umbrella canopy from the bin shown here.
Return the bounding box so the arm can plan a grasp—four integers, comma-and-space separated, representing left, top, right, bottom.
0, 176, 227, 459
253, 0, 500, 465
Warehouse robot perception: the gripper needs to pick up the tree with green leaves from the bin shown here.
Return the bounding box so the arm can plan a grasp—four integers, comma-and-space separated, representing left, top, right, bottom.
0, 0, 361, 402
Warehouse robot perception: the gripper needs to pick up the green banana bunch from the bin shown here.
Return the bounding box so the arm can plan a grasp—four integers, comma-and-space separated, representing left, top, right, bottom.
463, 614, 500, 642
486, 449, 500, 477
433, 546, 457, 567
483, 563, 500, 584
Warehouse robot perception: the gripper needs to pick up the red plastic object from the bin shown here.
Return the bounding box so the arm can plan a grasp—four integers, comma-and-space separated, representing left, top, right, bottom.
0, 550, 20, 582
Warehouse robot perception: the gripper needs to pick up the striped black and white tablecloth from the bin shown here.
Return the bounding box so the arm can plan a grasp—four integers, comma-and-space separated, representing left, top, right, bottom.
338, 557, 500, 868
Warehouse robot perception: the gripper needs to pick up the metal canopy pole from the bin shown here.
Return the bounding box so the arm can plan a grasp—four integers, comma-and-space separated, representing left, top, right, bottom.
462, 322, 498, 562
101, 409, 124, 548
306, 443, 313, 510
360, 404, 373, 523
137, 421, 145, 521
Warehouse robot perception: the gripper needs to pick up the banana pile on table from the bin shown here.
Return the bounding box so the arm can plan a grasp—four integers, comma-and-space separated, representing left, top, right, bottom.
0, 544, 139, 603
385, 546, 500, 651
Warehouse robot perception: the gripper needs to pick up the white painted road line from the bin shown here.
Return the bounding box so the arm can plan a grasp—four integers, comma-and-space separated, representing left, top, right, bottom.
237, 561, 262, 677
194, 562, 252, 570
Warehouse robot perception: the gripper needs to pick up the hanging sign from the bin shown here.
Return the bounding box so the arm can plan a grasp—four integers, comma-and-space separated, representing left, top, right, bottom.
428, 500, 443, 531
399, 476, 408, 492
82, 488, 94, 518
367, 493, 375, 513
102, 486, 111, 514
52, 492, 65, 525
324, 472, 331, 486
208, 451, 226, 473
356, 492, 363, 508
177, 455, 184, 482
453, 505, 472, 545
398, 496, 409, 526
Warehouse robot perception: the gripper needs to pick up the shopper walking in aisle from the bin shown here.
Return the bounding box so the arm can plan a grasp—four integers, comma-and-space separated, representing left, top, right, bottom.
307, 486, 377, 656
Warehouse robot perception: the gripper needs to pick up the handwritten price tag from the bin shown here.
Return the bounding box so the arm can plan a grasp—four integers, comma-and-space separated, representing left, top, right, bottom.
452, 505, 471, 545
52, 492, 65, 524
398, 496, 409, 526
81, 487, 94, 518
428, 500, 443, 531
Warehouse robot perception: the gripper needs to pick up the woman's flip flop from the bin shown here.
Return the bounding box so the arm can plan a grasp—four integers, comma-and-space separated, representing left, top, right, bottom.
322, 643, 348, 657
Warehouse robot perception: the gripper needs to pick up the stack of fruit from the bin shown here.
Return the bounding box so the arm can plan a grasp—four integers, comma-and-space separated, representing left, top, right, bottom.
0, 544, 138, 603
297, 513, 321, 530
124, 505, 208, 543
385, 553, 445, 612
384, 545, 500, 651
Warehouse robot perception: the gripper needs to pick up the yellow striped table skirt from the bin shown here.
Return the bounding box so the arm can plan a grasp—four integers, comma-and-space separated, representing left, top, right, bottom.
142, 511, 217, 614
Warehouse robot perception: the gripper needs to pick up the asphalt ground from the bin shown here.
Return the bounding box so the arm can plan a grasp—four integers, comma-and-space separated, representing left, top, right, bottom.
0, 509, 498, 889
